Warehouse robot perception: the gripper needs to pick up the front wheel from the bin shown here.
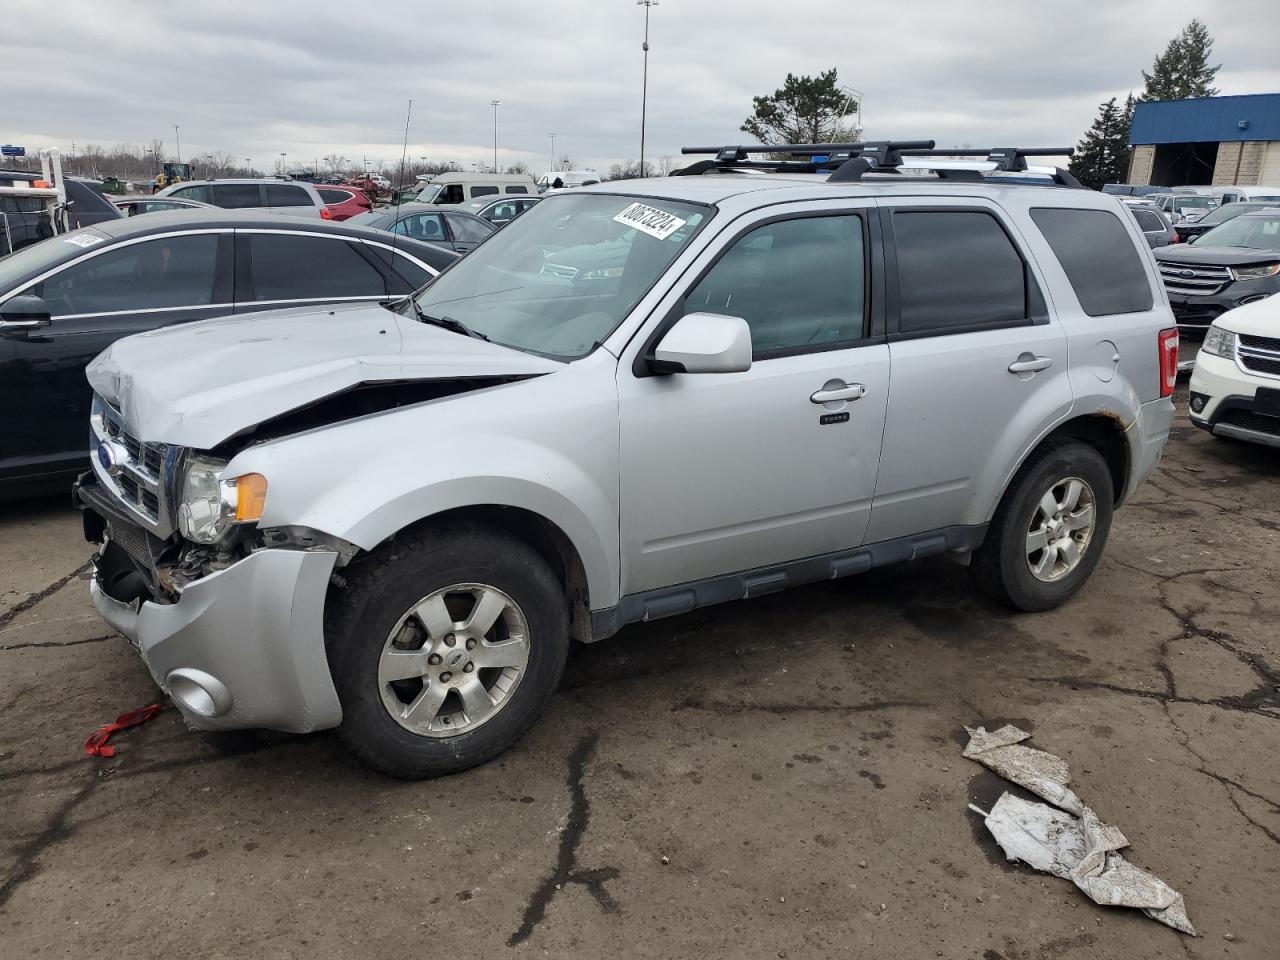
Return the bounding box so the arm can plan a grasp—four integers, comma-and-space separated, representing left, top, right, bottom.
326, 523, 570, 779
970, 440, 1114, 612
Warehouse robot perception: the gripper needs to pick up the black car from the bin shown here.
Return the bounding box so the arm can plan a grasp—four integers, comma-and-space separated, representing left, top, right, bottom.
347, 203, 496, 253
1, 170, 121, 254
1154, 211, 1280, 329
0, 211, 457, 496
1175, 201, 1280, 242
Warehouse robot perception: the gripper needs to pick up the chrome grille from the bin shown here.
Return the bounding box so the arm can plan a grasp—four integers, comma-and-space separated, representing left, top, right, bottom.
1158, 260, 1231, 296
90, 395, 177, 536
1237, 333, 1280, 379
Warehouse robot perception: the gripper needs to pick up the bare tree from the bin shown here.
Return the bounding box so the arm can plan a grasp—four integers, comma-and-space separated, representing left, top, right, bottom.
657, 155, 676, 176
505, 161, 530, 175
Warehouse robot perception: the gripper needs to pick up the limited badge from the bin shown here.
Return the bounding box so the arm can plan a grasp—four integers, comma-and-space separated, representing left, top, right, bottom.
612, 202, 687, 240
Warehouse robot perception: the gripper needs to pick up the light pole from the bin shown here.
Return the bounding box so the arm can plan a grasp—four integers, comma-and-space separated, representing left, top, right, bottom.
279, 152, 287, 176
549, 133, 556, 174
490, 99, 501, 173
637, 0, 658, 177
245, 158, 253, 175
173, 124, 181, 163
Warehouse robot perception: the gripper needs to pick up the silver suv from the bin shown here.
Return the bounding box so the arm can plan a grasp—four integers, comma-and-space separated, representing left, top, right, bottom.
75, 142, 1179, 778
154, 178, 327, 218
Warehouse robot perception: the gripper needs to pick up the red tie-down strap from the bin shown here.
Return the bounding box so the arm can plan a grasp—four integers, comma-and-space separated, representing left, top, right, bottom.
84, 703, 164, 758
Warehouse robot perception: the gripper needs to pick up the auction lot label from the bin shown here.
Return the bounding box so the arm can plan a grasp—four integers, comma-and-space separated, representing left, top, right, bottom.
613, 202, 687, 240
63, 233, 105, 248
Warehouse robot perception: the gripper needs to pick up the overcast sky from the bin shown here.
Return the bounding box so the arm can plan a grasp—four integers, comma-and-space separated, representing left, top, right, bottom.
5, 0, 1277, 175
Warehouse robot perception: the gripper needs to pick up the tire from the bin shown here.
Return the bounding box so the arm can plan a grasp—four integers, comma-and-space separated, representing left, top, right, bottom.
325, 522, 570, 779
970, 440, 1114, 613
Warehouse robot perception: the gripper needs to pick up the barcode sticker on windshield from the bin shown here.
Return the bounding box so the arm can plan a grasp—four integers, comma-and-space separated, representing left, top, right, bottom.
612, 202, 687, 240
63, 233, 104, 248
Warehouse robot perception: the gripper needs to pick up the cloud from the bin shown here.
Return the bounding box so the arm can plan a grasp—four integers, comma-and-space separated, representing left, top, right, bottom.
5, 0, 1276, 173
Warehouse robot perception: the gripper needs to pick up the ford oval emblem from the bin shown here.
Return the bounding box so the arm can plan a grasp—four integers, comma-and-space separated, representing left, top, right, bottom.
96, 440, 114, 473
1178, 269, 1195, 279
96, 440, 126, 477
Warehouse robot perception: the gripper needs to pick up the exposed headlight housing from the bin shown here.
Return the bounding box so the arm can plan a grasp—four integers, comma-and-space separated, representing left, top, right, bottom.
1230, 262, 1280, 281
177, 456, 268, 543
1200, 324, 1237, 359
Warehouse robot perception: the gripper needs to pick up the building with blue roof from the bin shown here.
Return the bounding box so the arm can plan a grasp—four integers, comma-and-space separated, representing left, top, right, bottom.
1128, 93, 1280, 187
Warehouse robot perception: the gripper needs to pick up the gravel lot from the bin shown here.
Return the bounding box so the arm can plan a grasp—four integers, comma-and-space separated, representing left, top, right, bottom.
2, 387, 1277, 960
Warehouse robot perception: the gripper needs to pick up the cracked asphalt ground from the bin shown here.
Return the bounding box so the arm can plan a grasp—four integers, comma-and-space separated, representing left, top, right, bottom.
2, 389, 1277, 960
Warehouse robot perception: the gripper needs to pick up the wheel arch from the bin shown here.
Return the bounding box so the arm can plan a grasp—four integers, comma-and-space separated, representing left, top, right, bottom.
1003, 413, 1130, 514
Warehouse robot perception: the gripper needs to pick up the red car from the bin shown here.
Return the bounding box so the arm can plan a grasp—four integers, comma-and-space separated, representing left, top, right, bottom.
316, 185, 372, 221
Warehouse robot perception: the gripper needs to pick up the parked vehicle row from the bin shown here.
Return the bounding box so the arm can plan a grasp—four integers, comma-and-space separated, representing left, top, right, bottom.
71, 141, 1178, 779
0, 212, 457, 496
1, 169, 120, 253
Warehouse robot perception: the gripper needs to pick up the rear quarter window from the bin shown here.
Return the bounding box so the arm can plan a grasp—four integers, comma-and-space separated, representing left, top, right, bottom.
265, 183, 314, 207
1131, 209, 1164, 233
1031, 208, 1154, 317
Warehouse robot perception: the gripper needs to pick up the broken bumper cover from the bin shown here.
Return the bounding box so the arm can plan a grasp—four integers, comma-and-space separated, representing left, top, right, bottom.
1123, 396, 1175, 502
90, 547, 343, 734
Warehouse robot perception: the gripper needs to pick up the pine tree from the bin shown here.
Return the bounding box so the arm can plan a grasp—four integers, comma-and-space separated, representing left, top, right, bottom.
1140, 18, 1220, 101
1069, 97, 1134, 190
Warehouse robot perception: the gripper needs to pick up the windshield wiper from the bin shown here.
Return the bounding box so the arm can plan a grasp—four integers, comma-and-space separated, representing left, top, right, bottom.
408, 300, 490, 342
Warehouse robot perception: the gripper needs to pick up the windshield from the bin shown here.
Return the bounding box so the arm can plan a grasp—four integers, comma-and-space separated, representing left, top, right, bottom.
1196, 216, 1280, 251
1197, 203, 1260, 227
0, 232, 90, 289
411, 193, 709, 359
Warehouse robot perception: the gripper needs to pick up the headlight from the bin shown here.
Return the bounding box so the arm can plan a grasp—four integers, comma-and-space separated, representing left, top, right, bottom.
1200, 324, 1237, 359
1230, 263, 1280, 281
177, 456, 268, 543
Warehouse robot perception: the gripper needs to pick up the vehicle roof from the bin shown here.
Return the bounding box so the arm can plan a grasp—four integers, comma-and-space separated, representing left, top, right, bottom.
370, 203, 491, 220
427, 172, 536, 183
159, 178, 319, 188
71, 209, 445, 242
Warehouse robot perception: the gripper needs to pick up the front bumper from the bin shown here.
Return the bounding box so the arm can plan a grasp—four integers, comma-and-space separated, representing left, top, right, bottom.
1166, 280, 1277, 329
1189, 351, 1280, 447
90, 545, 343, 734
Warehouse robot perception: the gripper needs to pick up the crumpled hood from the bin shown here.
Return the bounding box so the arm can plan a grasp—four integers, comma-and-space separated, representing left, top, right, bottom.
1154, 244, 1280, 267
87, 301, 563, 449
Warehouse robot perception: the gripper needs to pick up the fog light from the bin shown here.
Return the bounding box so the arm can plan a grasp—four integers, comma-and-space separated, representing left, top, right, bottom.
166, 668, 233, 718
1189, 392, 1209, 414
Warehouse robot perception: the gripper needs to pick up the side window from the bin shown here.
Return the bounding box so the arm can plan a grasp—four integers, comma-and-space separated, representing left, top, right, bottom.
392, 213, 446, 242
445, 214, 492, 244
1131, 209, 1164, 233
470, 186, 499, 198
439, 184, 465, 204
683, 214, 865, 356
39, 234, 219, 316
210, 183, 262, 208
505, 186, 528, 194
246, 234, 386, 301
172, 184, 211, 203
1031, 208, 1154, 317
892, 210, 1028, 335
317, 188, 350, 205
385, 253, 433, 293
265, 183, 314, 207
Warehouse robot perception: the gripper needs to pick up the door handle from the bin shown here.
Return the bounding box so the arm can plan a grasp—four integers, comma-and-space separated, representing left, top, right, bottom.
810, 383, 868, 404
1008, 355, 1053, 374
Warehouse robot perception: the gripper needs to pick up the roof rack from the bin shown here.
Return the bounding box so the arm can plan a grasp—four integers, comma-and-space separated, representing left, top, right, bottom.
672, 141, 1083, 188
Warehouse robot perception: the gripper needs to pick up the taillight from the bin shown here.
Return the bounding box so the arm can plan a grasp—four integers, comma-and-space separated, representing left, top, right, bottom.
1158, 327, 1179, 398
1171, 232, 1182, 243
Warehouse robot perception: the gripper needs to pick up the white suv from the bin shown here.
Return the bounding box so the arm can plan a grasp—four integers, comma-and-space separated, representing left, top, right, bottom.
1189, 293, 1280, 446
75, 142, 1178, 778
155, 178, 328, 218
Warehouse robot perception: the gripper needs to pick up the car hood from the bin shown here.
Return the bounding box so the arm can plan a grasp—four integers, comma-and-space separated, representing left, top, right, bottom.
1214, 295, 1280, 336
1154, 244, 1280, 266
86, 301, 563, 449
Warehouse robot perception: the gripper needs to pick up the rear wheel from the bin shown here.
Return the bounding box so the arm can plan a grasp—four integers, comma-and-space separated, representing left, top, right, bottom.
970, 441, 1114, 612
326, 524, 569, 779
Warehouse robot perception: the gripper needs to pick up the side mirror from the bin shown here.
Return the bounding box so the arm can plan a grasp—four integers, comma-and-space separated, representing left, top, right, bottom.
0, 295, 52, 339
650, 312, 752, 375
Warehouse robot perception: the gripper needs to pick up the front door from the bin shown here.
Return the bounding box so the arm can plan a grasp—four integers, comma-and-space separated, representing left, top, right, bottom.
864, 200, 1073, 543
617, 204, 889, 594
0, 231, 233, 484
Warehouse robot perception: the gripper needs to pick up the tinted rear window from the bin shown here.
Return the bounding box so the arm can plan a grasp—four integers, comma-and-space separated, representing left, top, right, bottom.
893, 210, 1028, 334
318, 187, 353, 204
505, 186, 528, 194
246, 233, 386, 301
264, 183, 313, 207
1131, 209, 1164, 232
210, 183, 262, 208
1031, 208, 1154, 317
470, 186, 499, 197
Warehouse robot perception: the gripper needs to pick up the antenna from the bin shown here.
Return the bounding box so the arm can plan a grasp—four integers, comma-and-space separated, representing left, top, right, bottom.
387, 98, 413, 287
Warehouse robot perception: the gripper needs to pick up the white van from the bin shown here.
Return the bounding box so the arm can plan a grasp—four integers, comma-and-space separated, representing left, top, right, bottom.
1217, 185, 1280, 204
414, 172, 536, 204
536, 170, 601, 193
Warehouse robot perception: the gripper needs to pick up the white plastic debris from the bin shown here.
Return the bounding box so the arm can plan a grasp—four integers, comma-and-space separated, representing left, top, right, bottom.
964, 725, 1195, 936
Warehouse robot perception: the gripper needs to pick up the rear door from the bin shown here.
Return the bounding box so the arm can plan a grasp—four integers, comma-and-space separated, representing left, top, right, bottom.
235, 230, 389, 310
865, 200, 1072, 543
1, 231, 232, 483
